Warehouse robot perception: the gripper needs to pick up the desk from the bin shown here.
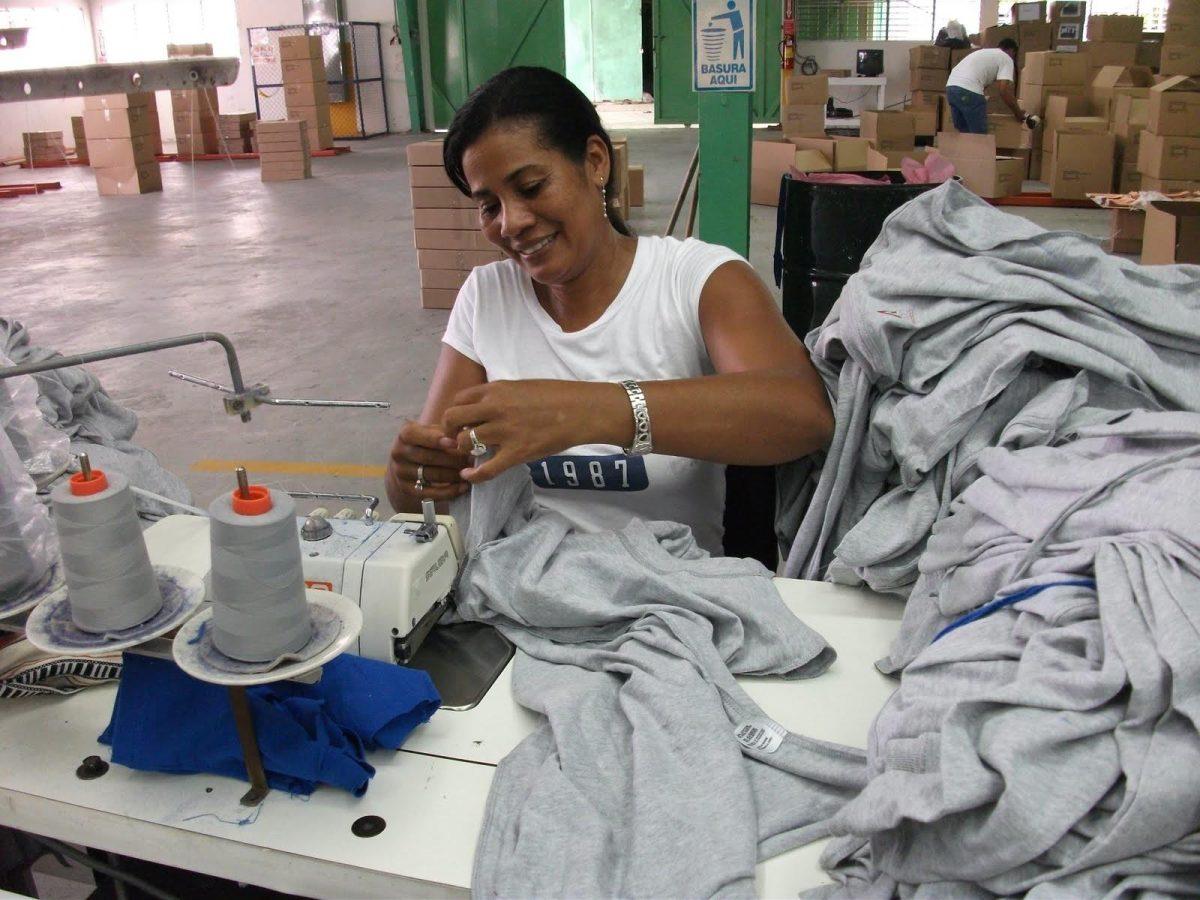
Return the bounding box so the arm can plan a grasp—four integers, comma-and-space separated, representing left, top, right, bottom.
826, 76, 888, 130
0, 519, 901, 898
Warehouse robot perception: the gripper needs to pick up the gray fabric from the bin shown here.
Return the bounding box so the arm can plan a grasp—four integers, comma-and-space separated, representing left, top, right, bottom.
779, 180, 1200, 596
455, 467, 867, 899
1, 318, 190, 519
808, 412, 1200, 897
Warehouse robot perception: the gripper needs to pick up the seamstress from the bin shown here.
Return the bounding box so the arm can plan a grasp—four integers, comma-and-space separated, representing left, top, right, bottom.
385, 66, 832, 555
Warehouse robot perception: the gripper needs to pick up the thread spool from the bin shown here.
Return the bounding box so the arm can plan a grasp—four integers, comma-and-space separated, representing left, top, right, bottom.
208, 475, 311, 662
50, 463, 163, 632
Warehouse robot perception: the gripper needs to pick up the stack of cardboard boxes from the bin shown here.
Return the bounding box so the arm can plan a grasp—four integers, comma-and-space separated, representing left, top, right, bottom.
219, 113, 257, 153
280, 35, 334, 151
861, 110, 918, 166
21, 131, 66, 165
935, 133, 1026, 198
1044, 109, 1113, 199
1162, 0, 1200, 76
168, 43, 218, 156
908, 47, 948, 137
1090, 64, 1154, 121
1142, 201, 1200, 265
406, 139, 502, 309
70, 117, 88, 164
782, 73, 828, 139
1049, 1, 1086, 52
257, 120, 311, 182
82, 93, 161, 196
1019, 51, 1090, 115
1011, 2, 1052, 69
1081, 15, 1142, 81
1137, 76, 1200, 192
751, 136, 871, 206
1112, 93, 1150, 192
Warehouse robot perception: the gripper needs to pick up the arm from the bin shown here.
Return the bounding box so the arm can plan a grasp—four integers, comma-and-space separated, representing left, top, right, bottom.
384, 345, 484, 513
443, 260, 834, 482
996, 80, 1024, 122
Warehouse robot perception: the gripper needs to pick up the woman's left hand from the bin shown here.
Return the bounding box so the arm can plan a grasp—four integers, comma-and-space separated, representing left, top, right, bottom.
440, 380, 623, 484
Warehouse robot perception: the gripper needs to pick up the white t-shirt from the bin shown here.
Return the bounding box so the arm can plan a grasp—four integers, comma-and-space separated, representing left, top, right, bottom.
442, 235, 743, 556
946, 48, 1015, 96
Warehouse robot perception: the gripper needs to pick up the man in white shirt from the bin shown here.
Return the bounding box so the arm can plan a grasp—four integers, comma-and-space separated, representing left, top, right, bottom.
945, 39, 1030, 134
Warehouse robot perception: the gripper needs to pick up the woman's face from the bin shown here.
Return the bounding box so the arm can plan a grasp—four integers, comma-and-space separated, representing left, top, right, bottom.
461, 123, 610, 285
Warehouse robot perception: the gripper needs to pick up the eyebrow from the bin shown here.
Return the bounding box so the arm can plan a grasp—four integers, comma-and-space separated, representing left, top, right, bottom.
470, 164, 543, 200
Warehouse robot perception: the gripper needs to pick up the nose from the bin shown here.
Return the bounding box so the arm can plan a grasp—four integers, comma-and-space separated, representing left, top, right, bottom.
499, 198, 535, 241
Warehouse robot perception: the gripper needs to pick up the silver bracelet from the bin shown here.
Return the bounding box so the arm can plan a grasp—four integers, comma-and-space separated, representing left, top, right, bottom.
619, 379, 653, 456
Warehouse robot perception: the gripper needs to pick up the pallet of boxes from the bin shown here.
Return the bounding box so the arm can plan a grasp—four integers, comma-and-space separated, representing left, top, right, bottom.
1090, 64, 1154, 192
70, 117, 88, 164
1137, 76, 1200, 194
1162, 0, 1200, 78
219, 113, 257, 153
908, 46, 949, 139
280, 35, 334, 151
781, 72, 829, 140
168, 43, 219, 156
257, 120, 311, 182
407, 140, 502, 310
21, 131, 66, 167
1083, 14, 1143, 84
82, 93, 161, 196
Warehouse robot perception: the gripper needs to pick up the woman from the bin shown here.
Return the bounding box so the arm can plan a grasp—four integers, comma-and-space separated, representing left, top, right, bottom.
386, 66, 832, 556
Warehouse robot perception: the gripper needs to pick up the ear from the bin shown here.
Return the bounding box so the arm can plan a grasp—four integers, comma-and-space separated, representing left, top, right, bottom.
584, 135, 610, 187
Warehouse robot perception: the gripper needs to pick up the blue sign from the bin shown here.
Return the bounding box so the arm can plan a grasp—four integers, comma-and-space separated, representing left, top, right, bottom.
693, 0, 755, 92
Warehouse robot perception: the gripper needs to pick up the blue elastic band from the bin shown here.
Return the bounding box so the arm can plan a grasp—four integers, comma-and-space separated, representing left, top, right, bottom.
932, 579, 1096, 643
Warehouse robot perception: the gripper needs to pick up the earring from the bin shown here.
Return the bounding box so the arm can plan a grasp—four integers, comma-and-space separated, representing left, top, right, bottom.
598, 183, 608, 219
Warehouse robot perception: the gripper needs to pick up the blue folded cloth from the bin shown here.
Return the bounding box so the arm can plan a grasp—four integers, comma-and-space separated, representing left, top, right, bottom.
99, 652, 440, 796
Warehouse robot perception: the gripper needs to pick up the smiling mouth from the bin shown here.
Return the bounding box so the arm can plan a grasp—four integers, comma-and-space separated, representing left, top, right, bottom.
514, 234, 556, 258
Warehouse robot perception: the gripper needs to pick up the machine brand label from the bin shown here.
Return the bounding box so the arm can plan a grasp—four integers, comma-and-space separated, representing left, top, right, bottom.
425, 549, 450, 583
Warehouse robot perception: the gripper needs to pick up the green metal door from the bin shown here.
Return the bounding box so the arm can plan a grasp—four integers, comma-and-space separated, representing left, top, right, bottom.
422, 0, 567, 129
652, 0, 781, 125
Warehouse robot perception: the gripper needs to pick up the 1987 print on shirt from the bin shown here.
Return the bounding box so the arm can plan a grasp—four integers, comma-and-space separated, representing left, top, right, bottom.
528, 455, 649, 491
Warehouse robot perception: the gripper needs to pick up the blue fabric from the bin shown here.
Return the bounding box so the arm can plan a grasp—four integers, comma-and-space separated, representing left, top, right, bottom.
99, 652, 440, 796
946, 86, 989, 135
932, 579, 1097, 643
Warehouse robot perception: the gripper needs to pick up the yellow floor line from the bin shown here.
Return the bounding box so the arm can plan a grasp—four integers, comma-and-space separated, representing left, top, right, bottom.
191, 459, 386, 479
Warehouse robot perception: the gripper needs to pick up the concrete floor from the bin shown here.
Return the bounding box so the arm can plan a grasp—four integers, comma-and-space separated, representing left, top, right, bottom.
1, 130, 1114, 514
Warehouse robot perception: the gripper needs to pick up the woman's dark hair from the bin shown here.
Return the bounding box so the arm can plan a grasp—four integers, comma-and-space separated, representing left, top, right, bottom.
442, 66, 632, 237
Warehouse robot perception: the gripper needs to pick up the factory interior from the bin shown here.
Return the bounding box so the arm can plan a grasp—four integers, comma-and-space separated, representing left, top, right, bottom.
1, 0, 1199, 897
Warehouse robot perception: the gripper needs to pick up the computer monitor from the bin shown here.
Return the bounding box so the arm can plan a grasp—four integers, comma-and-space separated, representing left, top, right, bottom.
856, 49, 883, 77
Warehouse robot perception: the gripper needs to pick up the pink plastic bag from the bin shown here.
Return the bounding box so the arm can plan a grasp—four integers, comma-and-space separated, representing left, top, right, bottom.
900, 150, 956, 185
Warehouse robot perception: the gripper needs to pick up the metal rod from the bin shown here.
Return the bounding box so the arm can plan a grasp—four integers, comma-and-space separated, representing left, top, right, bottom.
78, 452, 92, 480
168, 369, 389, 409
227, 687, 270, 806
235, 467, 251, 499
286, 491, 379, 521
0, 333, 254, 422
665, 148, 700, 237
686, 178, 700, 239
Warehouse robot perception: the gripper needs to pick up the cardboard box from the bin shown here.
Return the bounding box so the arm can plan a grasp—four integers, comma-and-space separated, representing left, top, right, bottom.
166, 43, 213, 56
94, 161, 161, 195
171, 109, 218, 135
1090, 65, 1154, 117
792, 148, 833, 172
910, 46, 950, 69
786, 73, 829, 105
909, 67, 950, 91
1107, 208, 1144, 253
414, 229, 495, 251
1012, 1, 1048, 22
1116, 169, 1142, 191
1049, 1, 1085, 19
413, 207, 479, 230
258, 148, 310, 163
951, 48, 975, 67
909, 90, 946, 109
1019, 22, 1054, 54
175, 134, 220, 155
1052, 21, 1083, 46
70, 117, 88, 161
82, 106, 154, 140
1137, 132, 1200, 179
87, 135, 157, 168
417, 249, 503, 269
1142, 201, 1200, 264
421, 288, 458, 310
1023, 51, 1090, 85
410, 186, 473, 209
1087, 15, 1143, 41
909, 106, 940, 136
1114, 93, 1151, 134
781, 104, 827, 137
406, 140, 444, 166
1141, 174, 1200, 191
1148, 76, 1200, 136
988, 114, 1034, 149
288, 106, 335, 149
1042, 115, 1108, 153
1018, 82, 1087, 114
84, 92, 153, 111
411, 165, 455, 188
866, 147, 930, 169
628, 164, 644, 207
1160, 44, 1200, 78
1048, 131, 1115, 197
751, 140, 798, 205
1164, 8, 1200, 45
1043, 93, 1093, 132
419, 269, 472, 291
1083, 42, 1140, 75
789, 135, 871, 171
1029, 145, 1044, 180
935, 132, 1026, 197
282, 57, 326, 83
861, 110, 916, 151
983, 24, 1017, 46
279, 35, 323, 61
284, 80, 330, 108
1137, 40, 1163, 70
261, 160, 312, 181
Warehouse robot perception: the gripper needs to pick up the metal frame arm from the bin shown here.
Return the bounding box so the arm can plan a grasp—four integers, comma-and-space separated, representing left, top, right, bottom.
0, 57, 238, 104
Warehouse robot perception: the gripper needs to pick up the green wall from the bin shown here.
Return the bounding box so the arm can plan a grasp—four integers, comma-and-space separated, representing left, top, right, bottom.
565, 0, 644, 102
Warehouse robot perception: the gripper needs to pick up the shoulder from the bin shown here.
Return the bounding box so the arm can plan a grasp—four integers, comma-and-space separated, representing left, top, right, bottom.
639, 235, 745, 277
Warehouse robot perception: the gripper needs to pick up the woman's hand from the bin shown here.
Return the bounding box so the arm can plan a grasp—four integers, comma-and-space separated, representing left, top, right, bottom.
440, 380, 627, 484
385, 420, 473, 512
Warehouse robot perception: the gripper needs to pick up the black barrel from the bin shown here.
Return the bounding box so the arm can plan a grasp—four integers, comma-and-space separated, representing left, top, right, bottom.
775, 173, 938, 336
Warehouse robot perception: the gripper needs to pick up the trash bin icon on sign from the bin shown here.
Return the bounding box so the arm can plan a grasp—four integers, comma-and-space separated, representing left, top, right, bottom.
707, 1, 745, 60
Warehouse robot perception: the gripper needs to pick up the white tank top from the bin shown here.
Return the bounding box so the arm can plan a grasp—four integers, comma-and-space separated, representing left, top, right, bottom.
442, 235, 743, 555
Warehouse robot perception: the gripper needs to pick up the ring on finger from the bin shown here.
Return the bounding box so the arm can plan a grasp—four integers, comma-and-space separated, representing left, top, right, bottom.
468, 427, 488, 458
416, 464, 425, 484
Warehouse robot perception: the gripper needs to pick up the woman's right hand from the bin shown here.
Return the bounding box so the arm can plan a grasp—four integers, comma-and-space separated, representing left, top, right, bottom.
385, 420, 472, 512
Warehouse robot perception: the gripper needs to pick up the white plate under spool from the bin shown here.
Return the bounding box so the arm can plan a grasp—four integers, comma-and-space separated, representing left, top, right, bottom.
171, 589, 363, 686
23, 564, 206, 656
0, 563, 64, 622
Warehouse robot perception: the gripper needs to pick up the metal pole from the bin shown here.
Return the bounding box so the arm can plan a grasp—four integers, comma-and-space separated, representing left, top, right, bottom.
228, 687, 271, 806
665, 147, 699, 237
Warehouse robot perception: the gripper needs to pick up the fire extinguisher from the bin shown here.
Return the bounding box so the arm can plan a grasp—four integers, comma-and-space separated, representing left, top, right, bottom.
780, 0, 795, 70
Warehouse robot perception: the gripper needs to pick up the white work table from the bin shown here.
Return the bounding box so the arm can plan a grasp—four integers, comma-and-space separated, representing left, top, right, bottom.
0, 520, 902, 898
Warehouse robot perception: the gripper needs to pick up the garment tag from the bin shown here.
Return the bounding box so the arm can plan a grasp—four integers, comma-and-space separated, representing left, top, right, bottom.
734, 718, 787, 754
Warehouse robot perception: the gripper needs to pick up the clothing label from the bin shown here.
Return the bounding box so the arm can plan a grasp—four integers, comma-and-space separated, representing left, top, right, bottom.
734, 717, 786, 753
